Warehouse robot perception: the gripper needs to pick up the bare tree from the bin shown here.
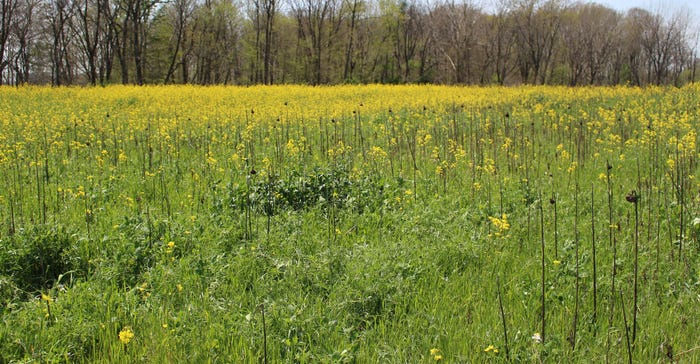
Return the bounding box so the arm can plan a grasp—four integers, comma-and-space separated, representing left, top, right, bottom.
429, 0, 481, 84
247, 0, 276, 84
72, 0, 102, 84
130, 0, 158, 85
9, 0, 40, 84
192, 0, 242, 84
561, 3, 620, 85
163, 0, 194, 83
291, 0, 340, 84
45, 0, 76, 85
644, 9, 692, 85
620, 7, 690, 85
378, 0, 428, 83
0, 0, 18, 84
341, 0, 362, 81
481, 3, 516, 84
511, 0, 563, 84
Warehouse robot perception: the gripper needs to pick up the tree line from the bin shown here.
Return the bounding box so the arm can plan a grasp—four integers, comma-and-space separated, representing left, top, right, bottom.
0, 0, 697, 86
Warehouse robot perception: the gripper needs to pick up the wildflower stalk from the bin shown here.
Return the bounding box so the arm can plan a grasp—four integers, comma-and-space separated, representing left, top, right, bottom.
160, 173, 171, 217
497, 275, 511, 361
620, 290, 633, 364
34, 153, 45, 225
570, 182, 580, 350
675, 131, 683, 261
591, 183, 597, 327
539, 193, 546, 345
245, 169, 254, 240
8, 190, 16, 236
404, 126, 418, 201
606, 160, 616, 320
43, 294, 52, 321
260, 303, 268, 364
626, 190, 639, 344
551, 193, 558, 260
266, 181, 272, 239
605, 160, 617, 363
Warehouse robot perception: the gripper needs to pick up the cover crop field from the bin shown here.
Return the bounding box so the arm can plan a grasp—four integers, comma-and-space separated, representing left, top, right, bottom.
0, 84, 699, 362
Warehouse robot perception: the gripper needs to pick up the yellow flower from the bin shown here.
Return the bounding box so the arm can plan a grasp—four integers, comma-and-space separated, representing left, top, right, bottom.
553, 260, 561, 267
118, 326, 134, 345
166, 241, 176, 254
484, 344, 499, 353
41, 293, 52, 302
667, 158, 675, 170
488, 214, 510, 237
430, 348, 443, 361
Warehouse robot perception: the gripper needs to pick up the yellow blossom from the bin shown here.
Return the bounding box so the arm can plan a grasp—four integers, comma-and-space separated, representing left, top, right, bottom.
118, 326, 134, 345
489, 214, 510, 237
430, 348, 443, 361
667, 158, 675, 170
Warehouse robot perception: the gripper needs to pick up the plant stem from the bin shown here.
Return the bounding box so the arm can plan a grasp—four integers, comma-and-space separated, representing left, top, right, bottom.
260, 303, 268, 364
591, 183, 597, 327
571, 182, 580, 350
632, 192, 639, 344
497, 275, 511, 361
620, 290, 633, 364
539, 194, 546, 345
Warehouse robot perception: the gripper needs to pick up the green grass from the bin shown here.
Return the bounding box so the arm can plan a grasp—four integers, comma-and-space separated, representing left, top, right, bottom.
0, 85, 699, 362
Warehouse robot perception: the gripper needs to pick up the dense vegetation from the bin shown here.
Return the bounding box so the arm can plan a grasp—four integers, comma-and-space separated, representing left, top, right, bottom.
0, 0, 697, 86
0, 84, 699, 362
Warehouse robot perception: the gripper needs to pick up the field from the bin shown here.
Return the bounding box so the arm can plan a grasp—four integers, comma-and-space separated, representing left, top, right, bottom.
0, 84, 699, 362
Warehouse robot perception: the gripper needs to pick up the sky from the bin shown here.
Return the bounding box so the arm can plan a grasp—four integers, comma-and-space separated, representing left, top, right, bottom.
599, 0, 699, 18
599, 0, 699, 35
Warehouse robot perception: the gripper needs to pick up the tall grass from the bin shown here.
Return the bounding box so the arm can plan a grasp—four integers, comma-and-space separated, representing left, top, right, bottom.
0, 84, 698, 362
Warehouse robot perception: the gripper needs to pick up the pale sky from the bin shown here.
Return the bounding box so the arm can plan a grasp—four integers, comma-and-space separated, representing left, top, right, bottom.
599, 0, 698, 18
600, 0, 699, 35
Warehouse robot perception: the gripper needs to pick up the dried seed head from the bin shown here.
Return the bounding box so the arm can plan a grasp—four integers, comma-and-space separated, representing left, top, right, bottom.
626, 190, 639, 203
